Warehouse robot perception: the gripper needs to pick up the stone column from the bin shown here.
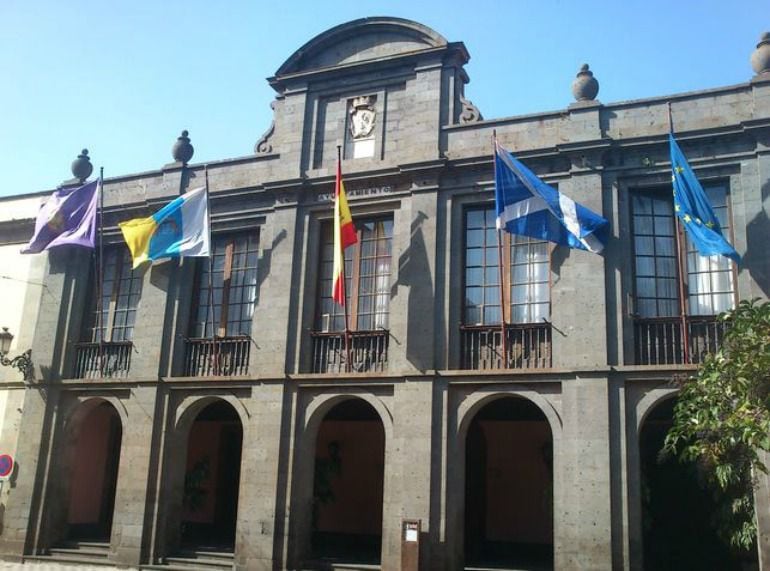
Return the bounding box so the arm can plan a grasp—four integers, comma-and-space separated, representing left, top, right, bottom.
556, 375, 613, 570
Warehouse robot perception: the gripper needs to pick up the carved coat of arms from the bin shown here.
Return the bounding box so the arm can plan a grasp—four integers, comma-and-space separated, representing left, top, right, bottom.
349, 96, 376, 140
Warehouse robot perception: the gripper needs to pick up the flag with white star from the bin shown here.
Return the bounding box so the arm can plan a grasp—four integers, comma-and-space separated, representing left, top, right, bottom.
669, 133, 740, 263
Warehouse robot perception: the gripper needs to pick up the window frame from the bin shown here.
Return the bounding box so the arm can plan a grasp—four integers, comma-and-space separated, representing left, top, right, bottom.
189, 231, 260, 338
314, 215, 394, 333
462, 204, 552, 326
84, 246, 143, 343
629, 182, 738, 318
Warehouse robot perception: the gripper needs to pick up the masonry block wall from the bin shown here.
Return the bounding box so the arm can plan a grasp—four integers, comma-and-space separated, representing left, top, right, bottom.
0, 16, 768, 571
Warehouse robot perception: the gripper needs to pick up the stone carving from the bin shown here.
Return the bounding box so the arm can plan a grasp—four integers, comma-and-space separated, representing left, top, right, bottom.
71, 149, 93, 182
459, 95, 482, 123
349, 95, 376, 139
751, 32, 770, 76
255, 102, 276, 155
172, 130, 194, 164
571, 64, 599, 102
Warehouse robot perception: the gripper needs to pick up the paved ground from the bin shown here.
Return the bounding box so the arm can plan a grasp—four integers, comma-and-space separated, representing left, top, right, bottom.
0, 564, 126, 570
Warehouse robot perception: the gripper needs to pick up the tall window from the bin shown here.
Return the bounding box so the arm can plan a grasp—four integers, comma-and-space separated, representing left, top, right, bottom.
631, 185, 735, 318
464, 207, 550, 325
84, 247, 143, 343
316, 218, 393, 332
190, 233, 259, 338
631, 185, 736, 365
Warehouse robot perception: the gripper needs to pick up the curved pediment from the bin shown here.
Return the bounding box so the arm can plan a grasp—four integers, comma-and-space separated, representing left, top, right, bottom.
275, 17, 448, 77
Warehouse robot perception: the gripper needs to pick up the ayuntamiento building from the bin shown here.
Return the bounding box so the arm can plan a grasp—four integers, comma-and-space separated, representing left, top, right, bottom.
0, 17, 769, 571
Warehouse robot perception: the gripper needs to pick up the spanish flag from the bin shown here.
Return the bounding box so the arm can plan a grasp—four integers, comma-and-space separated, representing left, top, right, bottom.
332, 159, 357, 305
119, 186, 210, 269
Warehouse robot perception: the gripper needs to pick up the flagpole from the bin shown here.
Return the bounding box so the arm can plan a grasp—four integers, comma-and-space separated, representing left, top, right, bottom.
337, 146, 354, 373
668, 102, 691, 364
98, 167, 105, 376
492, 130, 509, 368
204, 165, 219, 375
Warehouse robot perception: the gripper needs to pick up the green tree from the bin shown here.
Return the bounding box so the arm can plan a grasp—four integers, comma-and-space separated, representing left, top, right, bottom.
664, 299, 770, 549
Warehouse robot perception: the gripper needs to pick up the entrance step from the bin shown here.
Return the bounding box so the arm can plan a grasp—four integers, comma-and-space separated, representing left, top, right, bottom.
49, 541, 111, 559
142, 550, 234, 570
303, 562, 381, 571
25, 554, 114, 567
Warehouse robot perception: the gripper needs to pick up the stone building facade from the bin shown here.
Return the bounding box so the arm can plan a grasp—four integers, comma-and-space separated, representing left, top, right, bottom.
0, 17, 769, 571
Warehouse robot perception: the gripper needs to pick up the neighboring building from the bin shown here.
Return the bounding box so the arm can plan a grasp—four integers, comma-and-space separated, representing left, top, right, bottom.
0, 17, 769, 571
0, 192, 48, 533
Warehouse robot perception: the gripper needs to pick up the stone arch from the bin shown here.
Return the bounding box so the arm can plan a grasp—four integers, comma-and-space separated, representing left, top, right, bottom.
174, 393, 250, 436
161, 395, 246, 558
49, 397, 124, 548
289, 390, 393, 568
635, 387, 678, 432
447, 387, 561, 571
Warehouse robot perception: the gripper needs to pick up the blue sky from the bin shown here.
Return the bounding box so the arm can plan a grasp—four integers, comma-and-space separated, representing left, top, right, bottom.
0, 0, 765, 197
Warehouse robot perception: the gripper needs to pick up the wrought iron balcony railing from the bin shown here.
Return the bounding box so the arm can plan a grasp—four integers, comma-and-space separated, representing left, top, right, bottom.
73, 341, 133, 379
310, 329, 389, 374
183, 336, 251, 377
460, 323, 552, 370
633, 315, 728, 365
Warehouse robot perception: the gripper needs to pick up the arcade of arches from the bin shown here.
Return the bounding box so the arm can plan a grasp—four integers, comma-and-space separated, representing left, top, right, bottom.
40, 392, 764, 570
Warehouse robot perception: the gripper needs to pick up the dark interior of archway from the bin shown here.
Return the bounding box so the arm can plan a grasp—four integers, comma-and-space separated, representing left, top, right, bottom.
312, 398, 385, 564
640, 398, 757, 571
181, 400, 243, 551
465, 397, 553, 570
66, 402, 122, 542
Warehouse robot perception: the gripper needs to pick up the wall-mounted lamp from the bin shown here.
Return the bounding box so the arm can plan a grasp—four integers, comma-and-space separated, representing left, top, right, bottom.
0, 328, 33, 381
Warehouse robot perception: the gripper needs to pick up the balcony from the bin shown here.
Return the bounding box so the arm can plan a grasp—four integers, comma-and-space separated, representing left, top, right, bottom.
310, 330, 389, 373
73, 341, 133, 379
460, 323, 552, 370
183, 336, 251, 376
634, 315, 728, 365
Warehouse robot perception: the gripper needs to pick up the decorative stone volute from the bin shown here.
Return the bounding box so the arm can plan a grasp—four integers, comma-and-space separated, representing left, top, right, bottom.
71, 149, 93, 182
751, 32, 770, 76
571, 64, 599, 102
172, 130, 194, 164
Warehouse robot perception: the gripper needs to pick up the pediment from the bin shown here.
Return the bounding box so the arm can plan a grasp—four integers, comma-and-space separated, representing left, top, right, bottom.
275, 17, 448, 77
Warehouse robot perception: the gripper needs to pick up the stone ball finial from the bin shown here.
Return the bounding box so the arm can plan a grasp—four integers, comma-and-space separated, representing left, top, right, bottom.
571, 63, 600, 102
751, 32, 770, 76
71, 148, 93, 182
172, 130, 194, 164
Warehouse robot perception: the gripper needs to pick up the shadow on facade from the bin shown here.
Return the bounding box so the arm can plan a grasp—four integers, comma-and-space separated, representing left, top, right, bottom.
464, 396, 553, 571
640, 398, 757, 570
310, 398, 385, 566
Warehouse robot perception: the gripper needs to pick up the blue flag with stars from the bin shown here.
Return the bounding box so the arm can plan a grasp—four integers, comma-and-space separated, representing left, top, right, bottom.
669, 133, 740, 263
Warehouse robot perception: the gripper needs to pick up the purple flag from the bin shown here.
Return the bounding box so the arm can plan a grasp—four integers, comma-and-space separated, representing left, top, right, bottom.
21, 180, 99, 254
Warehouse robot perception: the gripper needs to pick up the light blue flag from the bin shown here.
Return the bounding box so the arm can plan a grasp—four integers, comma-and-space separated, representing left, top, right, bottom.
670, 134, 740, 263
494, 143, 608, 253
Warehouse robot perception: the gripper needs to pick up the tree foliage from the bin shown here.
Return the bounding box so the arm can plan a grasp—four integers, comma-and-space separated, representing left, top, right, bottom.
664, 298, 770, 549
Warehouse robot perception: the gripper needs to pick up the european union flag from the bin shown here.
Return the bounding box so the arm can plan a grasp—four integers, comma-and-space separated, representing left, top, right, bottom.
670, 134, 740, 263
495, 143, 608, 253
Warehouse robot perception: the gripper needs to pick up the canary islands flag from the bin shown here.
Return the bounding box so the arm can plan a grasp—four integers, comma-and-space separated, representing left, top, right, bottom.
495, 143, 608, 253
670, 134, 740, 263
119, 186, 210, 269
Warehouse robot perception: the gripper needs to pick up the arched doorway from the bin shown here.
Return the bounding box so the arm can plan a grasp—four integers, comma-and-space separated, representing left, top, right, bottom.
640, 398, 757, 570
464, 396, 553, 570
180, 400, 243, 551
311, 398, 385, 565
65, 400, 122, 542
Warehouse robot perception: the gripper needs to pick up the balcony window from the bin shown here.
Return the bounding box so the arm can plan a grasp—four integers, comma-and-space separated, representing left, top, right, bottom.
461, 206, 551, 370
75, 247, 142, 379
185, 232, 259, 376
311, 218, 392, 373
631, 186, 735, 364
